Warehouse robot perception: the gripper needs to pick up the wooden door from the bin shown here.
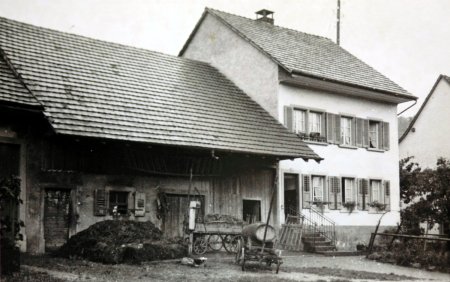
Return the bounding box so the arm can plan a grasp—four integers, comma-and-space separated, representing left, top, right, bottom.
284, 173, 299, 216
164, 194, 204, 238
44, 189, 71, 252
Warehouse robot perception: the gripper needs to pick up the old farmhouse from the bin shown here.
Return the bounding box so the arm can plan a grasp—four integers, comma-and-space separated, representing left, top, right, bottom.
180, 8, 417, 250
0, 16, 321, 253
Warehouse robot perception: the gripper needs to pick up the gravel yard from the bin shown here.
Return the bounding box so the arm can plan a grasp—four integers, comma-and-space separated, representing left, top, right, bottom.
4, 252, 450, 282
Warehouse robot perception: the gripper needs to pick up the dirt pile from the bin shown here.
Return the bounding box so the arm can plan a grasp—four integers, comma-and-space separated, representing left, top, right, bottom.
57, 220, 187, 264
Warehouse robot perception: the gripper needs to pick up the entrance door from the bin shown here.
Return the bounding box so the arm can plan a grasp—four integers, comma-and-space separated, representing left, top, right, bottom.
284, 174, 299, 217
164, 194, 204, 238
44, 189, 71, 252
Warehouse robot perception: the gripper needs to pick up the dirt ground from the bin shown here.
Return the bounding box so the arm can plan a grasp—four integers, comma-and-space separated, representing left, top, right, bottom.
4, 252, 450, 282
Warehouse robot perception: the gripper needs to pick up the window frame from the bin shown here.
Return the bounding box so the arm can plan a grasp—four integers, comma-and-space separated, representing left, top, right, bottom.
109, 190, 129, 215
311, 175, 325, 202
340, 116, 353, 146
370, 179, 382, 203
342, 177, 355, 203
291, 106, 326, 143
368, 120, 381, 149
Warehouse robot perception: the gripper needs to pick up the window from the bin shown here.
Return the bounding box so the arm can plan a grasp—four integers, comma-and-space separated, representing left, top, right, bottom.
109, 191, 129, 215
309, 111, 322, 134
293, 109, 307, 134
370, 180, 382, 203
312, 176, 325, 202
342, 178, 355, 203
341, 116, 353, 145
243, 200, 261, 224
369, 121, 380, 149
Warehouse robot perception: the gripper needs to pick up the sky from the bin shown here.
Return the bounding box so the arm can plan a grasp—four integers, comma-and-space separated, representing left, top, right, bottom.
0, 0, 449, 116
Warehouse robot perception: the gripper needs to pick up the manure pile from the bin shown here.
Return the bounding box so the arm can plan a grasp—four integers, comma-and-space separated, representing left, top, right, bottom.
57, 220, 187, 264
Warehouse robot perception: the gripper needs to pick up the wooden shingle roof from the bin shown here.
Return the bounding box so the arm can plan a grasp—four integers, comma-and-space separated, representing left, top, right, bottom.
0, 55, 41, 107
0, 17, 320, 160
181, 8, 414, 99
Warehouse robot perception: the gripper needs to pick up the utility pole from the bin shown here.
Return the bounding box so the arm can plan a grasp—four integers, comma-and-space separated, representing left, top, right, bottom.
337, 0, 341, 45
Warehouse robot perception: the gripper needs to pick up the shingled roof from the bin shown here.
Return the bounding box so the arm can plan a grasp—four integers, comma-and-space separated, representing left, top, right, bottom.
181, 8, 413, 98
0, 55, 41, 107
0, 16, 320, 160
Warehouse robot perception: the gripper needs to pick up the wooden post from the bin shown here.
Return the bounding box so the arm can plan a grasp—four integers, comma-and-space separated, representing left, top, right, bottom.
188, 233, 193, 255
261, 163, 279, 253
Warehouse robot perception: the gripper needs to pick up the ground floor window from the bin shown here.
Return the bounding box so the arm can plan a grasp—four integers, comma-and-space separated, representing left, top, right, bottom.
109, 191, 129, 215
342, 178, 355, 203
370, 180, 382, 203
243, 199, 261, 224
312, 176, 325, 202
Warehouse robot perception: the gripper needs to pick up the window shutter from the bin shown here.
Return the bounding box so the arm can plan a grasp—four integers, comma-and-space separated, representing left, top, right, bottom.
382, 122, 390, 151
321, 113, 326, 138
285, 106, 294, 132
355, 118, 364, 147
302, 175, 311, 209
134, 192, 146, 217
383, 180, 391, 211
328, 177, 342, 210
357, 179, 369, 210
94, 188, 107, 216
362, 119, 369, 148
351, 118, 356, 146
334, 115, 341, 144
326, 113, 335, 143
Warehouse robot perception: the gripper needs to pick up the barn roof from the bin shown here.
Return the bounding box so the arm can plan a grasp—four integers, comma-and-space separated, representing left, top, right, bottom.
0, 16, 320, 160
181, 8, 415, 100
0, 55, 41, 107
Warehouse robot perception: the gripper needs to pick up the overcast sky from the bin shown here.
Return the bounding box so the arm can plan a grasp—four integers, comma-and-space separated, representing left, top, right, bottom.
1, 0, 449, 116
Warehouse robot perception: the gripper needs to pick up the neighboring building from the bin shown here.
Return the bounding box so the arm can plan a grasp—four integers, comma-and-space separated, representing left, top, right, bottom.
0, 17, 320, 253
180, 8, 417, 250
400, 74, 450, 169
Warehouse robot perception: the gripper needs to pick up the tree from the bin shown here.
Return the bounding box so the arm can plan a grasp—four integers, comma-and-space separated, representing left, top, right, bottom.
400, 157, 450, 235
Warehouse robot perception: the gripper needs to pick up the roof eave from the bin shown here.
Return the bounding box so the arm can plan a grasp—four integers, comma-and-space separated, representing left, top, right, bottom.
286, 70, 417, 104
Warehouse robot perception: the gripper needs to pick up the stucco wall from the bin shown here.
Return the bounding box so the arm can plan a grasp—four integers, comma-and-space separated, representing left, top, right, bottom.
181, 13, 279, 118
277, 84, 401, 227
400, 79, 450, 169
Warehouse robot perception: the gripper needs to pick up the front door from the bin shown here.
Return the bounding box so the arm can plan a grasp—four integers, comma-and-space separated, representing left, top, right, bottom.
284, 173, 299, 217
44, 189, 71, 252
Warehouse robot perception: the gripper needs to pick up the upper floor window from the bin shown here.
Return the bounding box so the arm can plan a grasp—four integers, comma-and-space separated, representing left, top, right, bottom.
340, 116, 353, 146
293, 109, 307, 134
342, 178, 355, 203
369, 121, 380, 149
309, 111, 322, 134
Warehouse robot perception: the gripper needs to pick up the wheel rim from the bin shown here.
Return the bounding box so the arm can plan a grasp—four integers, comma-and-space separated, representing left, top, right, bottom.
208, 234, 223, 251
193, 237, 207, 254
224, 235, 240, 253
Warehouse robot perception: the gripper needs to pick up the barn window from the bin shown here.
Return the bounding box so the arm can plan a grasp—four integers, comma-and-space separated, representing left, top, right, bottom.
109, 191, 129, 215
243, 200, 261, 224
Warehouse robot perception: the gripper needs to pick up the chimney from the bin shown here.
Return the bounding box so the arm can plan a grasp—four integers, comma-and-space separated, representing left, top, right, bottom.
255, 9, 274, 24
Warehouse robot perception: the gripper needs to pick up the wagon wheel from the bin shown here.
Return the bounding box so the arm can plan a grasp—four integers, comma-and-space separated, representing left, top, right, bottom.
208, 234, 223, 251
223, 235, 241, 253
193, 237, 207, 255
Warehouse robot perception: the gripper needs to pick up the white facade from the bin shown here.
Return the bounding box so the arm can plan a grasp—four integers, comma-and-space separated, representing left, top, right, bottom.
277, 83, 400, 227
400, 76, 450, 169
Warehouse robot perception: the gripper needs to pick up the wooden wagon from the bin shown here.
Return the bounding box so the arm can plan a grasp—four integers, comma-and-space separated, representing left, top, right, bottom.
191, 220, 243, 254
235, 223, 282, 273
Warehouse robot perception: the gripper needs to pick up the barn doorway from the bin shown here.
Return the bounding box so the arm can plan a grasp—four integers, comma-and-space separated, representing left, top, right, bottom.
284, 173, 299, 217
44, 189, 72, 252
163, 194, 205, 238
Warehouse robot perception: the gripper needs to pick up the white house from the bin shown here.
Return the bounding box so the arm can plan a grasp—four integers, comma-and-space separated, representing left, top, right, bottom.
180, 8, 417, 250
400, 75, 450, 169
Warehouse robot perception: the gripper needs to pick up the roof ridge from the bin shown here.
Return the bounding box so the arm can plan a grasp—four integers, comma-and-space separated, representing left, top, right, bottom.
0, 16, 214, 69
205, 7, 332, 42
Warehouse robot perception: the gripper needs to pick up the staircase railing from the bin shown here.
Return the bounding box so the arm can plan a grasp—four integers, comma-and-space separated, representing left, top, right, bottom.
303, 207, 336, 250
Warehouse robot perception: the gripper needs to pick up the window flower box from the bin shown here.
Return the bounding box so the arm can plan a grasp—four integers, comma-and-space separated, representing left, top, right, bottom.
368, 201, 386, 213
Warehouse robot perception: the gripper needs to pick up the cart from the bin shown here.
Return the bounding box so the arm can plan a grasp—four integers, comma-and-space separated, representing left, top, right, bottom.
235, 223, 282, 274
191, 221, 243, 255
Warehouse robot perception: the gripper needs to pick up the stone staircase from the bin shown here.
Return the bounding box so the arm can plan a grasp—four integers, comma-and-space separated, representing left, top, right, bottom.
302, 231, 336, 253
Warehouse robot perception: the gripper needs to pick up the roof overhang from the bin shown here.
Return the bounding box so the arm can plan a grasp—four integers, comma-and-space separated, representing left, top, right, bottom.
280, 70, 417, 104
